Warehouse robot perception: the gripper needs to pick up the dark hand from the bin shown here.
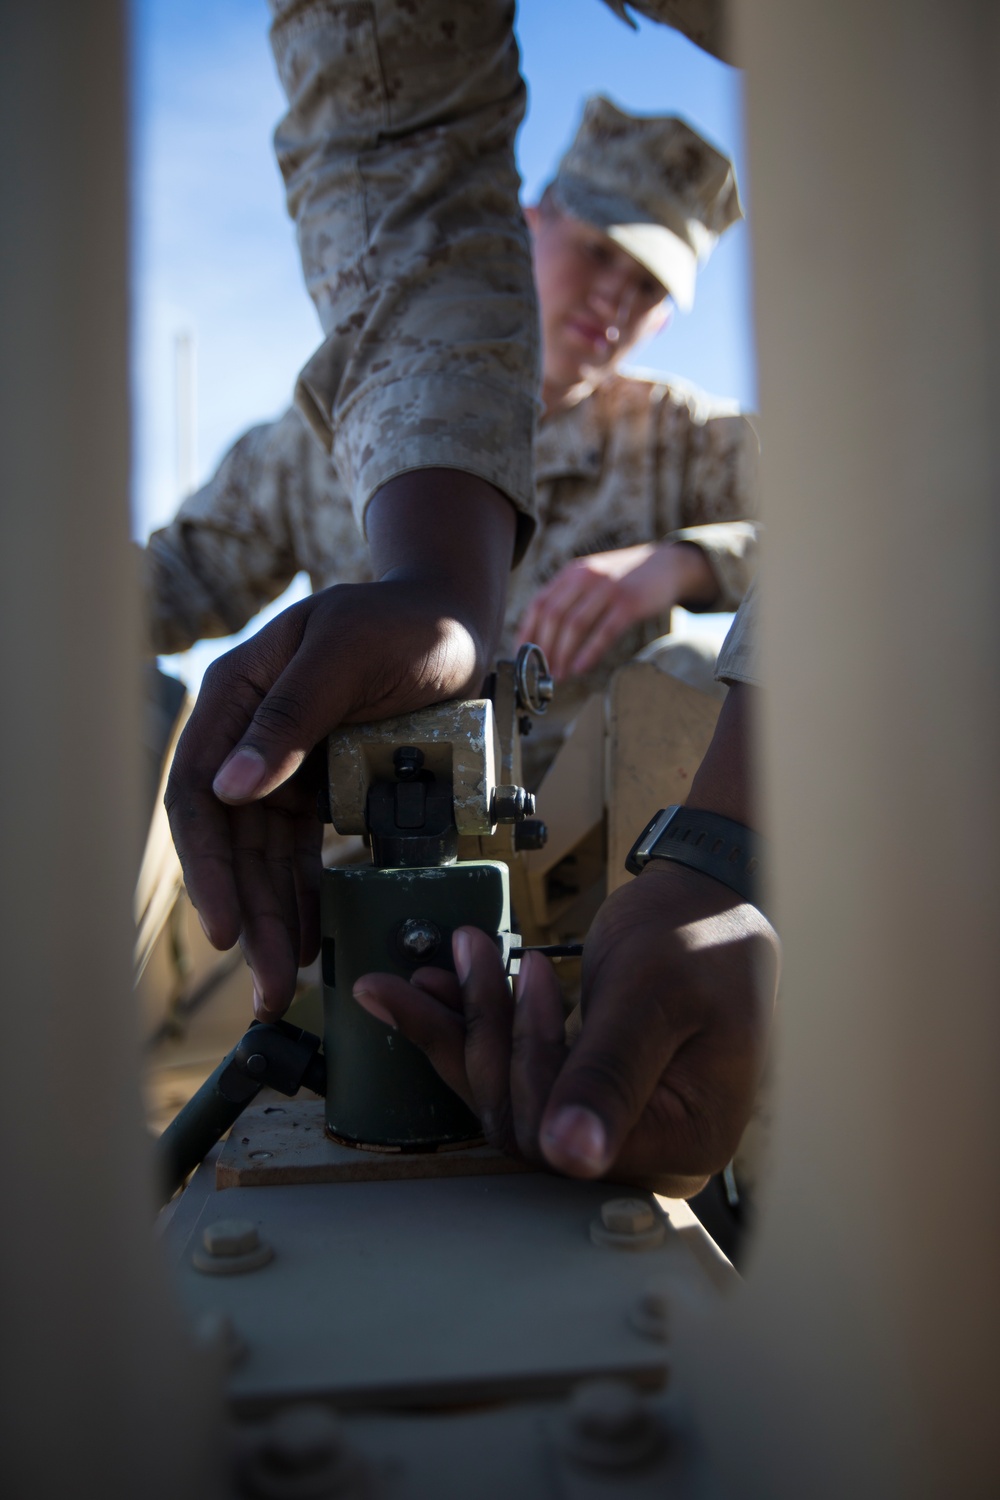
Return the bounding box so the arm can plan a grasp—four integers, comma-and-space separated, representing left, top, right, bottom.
354, 860, 778, 1195
165, 472, 515, 1019
352, 682, 778, 1194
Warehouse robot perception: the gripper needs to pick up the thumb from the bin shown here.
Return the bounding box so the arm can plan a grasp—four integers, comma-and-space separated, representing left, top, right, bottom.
212, 633, 352, 805
537, 996, 675, 1179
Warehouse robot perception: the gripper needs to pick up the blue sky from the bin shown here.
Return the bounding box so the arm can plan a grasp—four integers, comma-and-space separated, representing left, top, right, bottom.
132, 0, 754, 683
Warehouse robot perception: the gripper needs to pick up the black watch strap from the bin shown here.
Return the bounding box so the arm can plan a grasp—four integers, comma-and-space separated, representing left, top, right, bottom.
625, 805, 765, 914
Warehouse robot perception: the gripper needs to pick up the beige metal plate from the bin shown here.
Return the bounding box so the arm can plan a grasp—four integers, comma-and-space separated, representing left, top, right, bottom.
165, 1166, 734, 1412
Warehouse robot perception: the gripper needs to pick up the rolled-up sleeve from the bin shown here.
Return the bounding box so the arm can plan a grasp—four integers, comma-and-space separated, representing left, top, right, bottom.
268, 0, 540, 557
668, 519, 758, 611
716, 579, 761, 686
144, 409, 328, 656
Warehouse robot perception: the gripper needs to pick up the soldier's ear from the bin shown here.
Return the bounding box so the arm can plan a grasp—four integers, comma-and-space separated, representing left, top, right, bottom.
523, 204, 540, 234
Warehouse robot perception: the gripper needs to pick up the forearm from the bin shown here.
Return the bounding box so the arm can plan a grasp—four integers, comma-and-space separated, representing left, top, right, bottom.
366, 470, 516, 686
686, 680, 758, 828
658, 539, 719, 610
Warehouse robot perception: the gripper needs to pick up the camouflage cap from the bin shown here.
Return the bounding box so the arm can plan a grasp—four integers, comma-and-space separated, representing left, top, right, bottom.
549, 95, 743, 311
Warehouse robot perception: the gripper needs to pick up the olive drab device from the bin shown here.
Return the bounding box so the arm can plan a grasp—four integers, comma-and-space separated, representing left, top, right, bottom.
155, 646, 560, 1195
319, 665, 547, 1149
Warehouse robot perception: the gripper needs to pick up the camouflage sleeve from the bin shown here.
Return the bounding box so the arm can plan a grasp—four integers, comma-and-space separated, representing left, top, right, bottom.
666, 519, 758, 611
143, 408, 331, 656
268, 0, 540, 559
598, 0, 733, 63
715, 578, 760, 686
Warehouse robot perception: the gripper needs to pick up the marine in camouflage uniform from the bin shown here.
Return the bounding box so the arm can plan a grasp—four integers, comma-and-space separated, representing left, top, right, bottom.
146, 89, 758, 783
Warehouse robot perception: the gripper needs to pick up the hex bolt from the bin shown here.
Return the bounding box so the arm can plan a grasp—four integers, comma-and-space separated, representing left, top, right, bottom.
193, 1218, 274, 1276
602, 1198, 655, 1236
514, 818, 548, 851
204, 1219, 261, 1257
590, 1196, 667, 1251
491, 784, 536, 824
396, 917, 442, 963
561, 1379, 664, 1470
238, 1403, 374, 1500
393, 745, 424, 780
260, 1405, 344, 1475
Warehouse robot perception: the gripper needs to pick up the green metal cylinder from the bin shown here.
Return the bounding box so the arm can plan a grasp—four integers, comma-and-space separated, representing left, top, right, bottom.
321, 860, 510, 1149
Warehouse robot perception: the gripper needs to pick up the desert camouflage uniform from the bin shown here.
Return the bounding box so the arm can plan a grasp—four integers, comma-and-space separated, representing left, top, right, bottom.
715, 578, 759, 686
266, 0, 734, 562
146, 367, 757, 780
264, 0, 754, 674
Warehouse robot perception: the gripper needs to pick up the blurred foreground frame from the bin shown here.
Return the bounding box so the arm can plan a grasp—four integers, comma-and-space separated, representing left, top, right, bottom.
1, 2, 997, 1497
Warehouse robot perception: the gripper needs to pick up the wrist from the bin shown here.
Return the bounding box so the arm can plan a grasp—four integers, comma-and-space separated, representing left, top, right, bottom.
661, 541, 718, 609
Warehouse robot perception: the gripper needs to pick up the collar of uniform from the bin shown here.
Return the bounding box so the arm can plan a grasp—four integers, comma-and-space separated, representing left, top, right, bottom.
534, 381, 611, 484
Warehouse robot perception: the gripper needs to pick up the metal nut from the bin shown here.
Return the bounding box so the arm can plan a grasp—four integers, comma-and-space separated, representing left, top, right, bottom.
602, 1198, 655, 1235
514, 818, 548, 851
590, 1197, 667, 1251
491, 784, 536, 824
238, 1403, 373, 1500
393, 745, 424, 780
204, 1219, 260, 1257
560, 1379, 664, 1470
193, 1218, 274, 1276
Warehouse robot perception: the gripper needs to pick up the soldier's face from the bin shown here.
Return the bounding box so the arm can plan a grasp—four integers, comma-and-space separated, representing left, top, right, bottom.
526, 204, 670, 388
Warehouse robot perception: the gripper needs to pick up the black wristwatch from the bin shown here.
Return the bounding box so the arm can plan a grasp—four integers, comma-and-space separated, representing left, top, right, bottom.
625, 804, 766, 915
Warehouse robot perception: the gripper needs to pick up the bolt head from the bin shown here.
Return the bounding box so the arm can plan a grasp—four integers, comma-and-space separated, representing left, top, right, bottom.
393, 745, 424, 780
570, 1380, 645, 1442
396, 917, 442, 962
560, 1380, 664, 1470
600, 1197, 656, 1236
245, 1052, 268, 1078
259, 1405, 344, 1475
203, 1218, 260, 1258
638, 1285, 669, 1319
492, 784, 536, 823
514, 818, 548, 852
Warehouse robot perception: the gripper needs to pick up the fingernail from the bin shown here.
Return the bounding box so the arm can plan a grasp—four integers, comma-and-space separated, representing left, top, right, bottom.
213, 747, 267, 802
353, 985, 398, 1029
252, 982, 267, 1020
542, 1105, 609, 1174
453, 929, 471, 986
